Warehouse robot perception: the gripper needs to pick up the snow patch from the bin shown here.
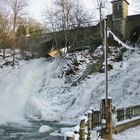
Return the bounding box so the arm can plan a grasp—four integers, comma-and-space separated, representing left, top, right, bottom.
39, 125, 53, 133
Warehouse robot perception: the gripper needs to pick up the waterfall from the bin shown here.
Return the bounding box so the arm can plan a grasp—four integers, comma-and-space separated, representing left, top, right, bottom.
0, 58, 62, 124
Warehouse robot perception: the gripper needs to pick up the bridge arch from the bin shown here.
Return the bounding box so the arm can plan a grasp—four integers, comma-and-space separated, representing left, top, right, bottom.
129, 26, 140, 43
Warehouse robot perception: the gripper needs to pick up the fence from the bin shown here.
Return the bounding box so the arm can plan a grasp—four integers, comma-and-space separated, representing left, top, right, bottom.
65, 103, 140, 140
64, 111, 93, 140
116, 105, 140, 121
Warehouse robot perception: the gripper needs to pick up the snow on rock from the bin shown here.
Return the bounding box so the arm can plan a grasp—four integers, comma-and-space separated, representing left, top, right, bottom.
64, 131, 75, 140
74, 125, 80, 133
79, 116, 86, 121
61, 50, 94, 83
75, 134, 80, 140
108, 29, 134, 50
61, 48, 140, 122
39, 125, 53, 133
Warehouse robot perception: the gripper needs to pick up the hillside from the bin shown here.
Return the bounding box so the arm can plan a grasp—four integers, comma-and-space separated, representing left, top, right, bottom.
0, 44, 139, 125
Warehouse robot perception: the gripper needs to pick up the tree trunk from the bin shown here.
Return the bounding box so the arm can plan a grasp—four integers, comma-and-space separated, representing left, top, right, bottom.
3, 46, 5, 59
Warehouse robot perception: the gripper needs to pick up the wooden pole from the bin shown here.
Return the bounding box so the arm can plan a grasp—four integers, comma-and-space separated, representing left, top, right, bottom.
79, 117, 85, 140
91, 108, 94, 130
102, 17, 112, 140
87, 111, 92, 140
66, 136, 75, 140
65, 132, 75, 140
101, 98, 112, 140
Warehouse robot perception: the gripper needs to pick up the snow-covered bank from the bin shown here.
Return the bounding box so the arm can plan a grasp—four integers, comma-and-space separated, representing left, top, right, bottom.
61, 48, 140, 122
0, 47, 140, 125
113, 125, 140, 140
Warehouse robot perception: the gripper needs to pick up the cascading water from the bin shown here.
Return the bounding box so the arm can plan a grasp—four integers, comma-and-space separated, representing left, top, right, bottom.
0, 57, 67, 139
0, 57, 64, 122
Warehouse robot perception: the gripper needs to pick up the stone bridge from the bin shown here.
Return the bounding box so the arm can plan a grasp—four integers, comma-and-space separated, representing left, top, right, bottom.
18, 26, 101, 57
17, 0, 140, 57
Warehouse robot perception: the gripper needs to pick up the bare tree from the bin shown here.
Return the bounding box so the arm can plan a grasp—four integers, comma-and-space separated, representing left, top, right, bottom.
71, 0, 91, 28
44, 0, 91, 56
43, 0, 74, 56
44, 9, 59, 51
28, 18, 45, 36
0, 1, 10, 59
2, 0, 28, 66
54, 0, 74, 53
4, 0, 28, 32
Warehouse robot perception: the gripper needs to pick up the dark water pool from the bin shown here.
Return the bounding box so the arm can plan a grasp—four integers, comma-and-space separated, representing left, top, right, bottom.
0, 120, 73, 140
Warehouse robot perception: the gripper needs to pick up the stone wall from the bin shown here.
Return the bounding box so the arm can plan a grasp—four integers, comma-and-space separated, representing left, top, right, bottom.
125, 14, 140, 41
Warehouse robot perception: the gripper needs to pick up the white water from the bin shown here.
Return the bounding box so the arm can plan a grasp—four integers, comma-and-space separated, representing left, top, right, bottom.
0, 58, 63, 124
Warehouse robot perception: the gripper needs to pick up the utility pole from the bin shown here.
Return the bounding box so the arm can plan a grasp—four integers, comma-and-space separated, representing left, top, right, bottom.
104, 18, 108, 105
101, 18, 112, 140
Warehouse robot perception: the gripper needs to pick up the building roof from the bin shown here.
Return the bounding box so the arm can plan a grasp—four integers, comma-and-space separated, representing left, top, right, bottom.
111, 0, 129, 5
127, 14, 140, 19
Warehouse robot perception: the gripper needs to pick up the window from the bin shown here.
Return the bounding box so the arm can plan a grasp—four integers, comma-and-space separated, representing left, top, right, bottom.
117, 4, 122, 10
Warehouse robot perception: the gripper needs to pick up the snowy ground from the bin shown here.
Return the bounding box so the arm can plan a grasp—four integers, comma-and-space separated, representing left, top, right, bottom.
113, 125, 140, 140
0, 45, 140, 139
60, 124, 140, 140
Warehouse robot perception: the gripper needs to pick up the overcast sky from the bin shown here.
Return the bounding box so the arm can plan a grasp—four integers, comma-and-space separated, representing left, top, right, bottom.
28, 0, 98, 23
28, 0, 140, 23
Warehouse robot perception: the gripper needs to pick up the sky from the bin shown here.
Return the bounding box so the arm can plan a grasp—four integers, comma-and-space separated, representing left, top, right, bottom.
28, 0, 140, 23
28, 0, 98, 23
